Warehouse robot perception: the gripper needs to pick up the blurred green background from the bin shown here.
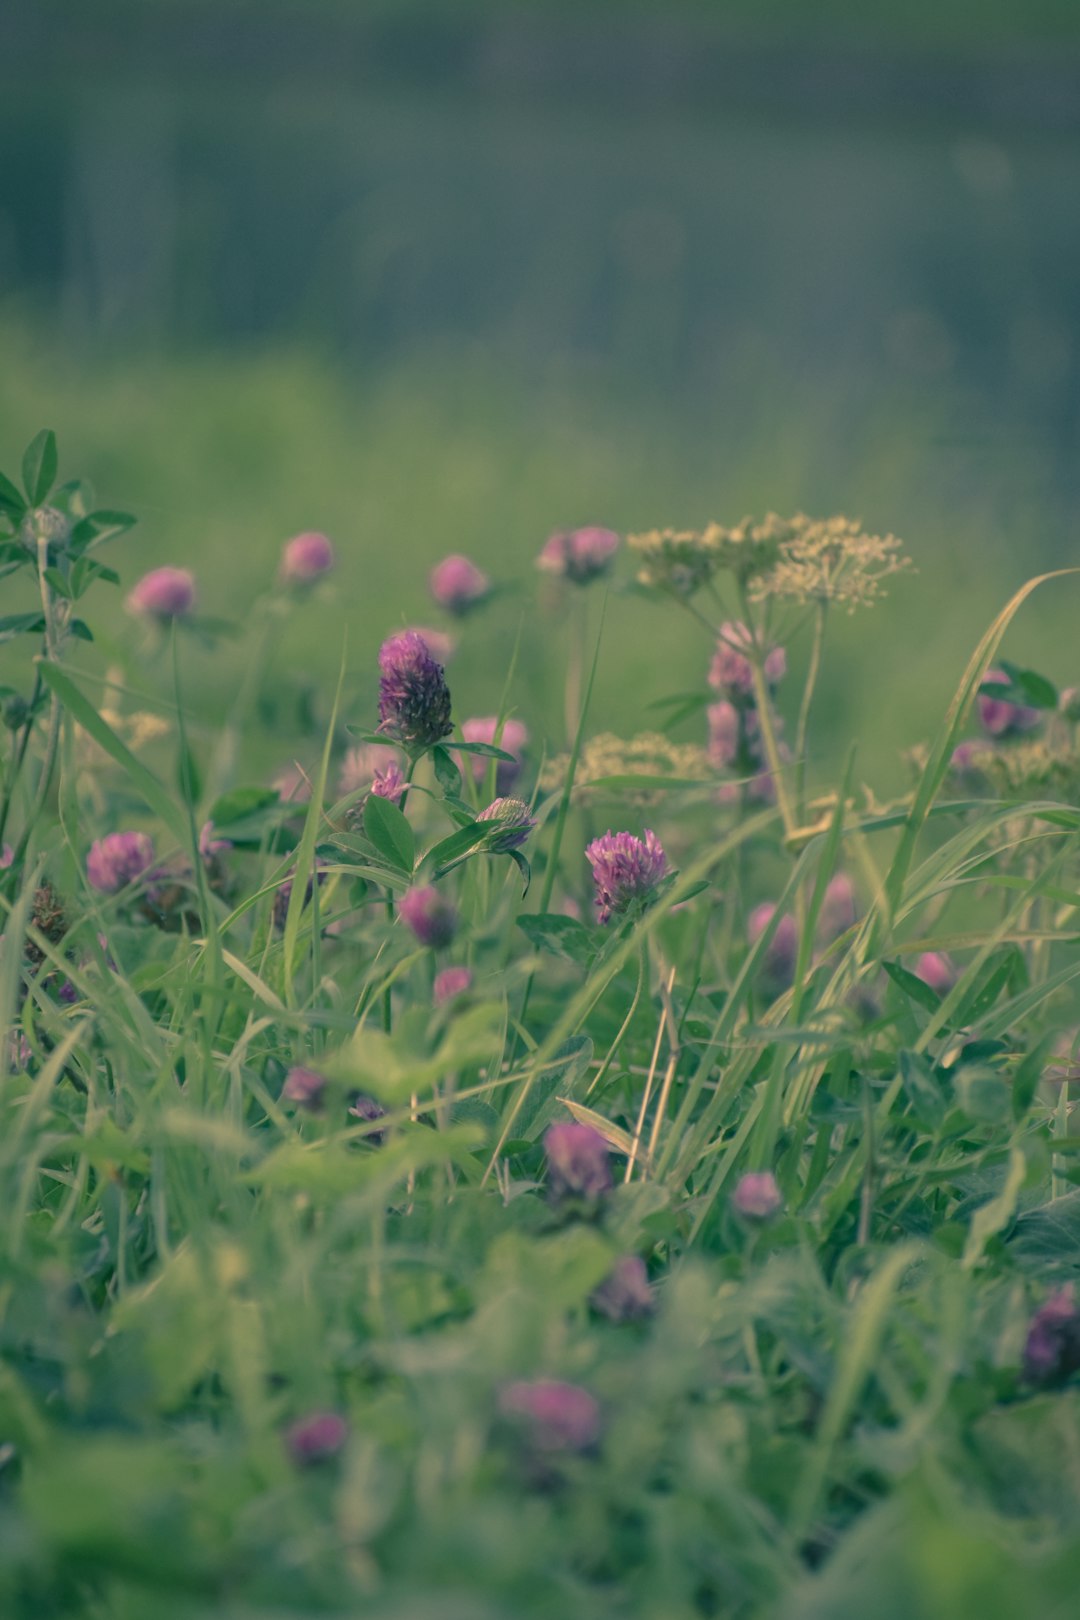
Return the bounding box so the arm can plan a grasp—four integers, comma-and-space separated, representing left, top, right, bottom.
2, 0, 1079, 791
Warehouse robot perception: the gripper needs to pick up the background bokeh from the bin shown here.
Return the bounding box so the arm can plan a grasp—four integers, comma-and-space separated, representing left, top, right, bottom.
2, 0, 1079, 790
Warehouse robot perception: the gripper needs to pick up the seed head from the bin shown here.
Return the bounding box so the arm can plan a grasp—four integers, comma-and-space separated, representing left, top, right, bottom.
747, 513, 910, 611
126, 567, 196, 620
377, 630, 453, 753
585, 828, 667, 925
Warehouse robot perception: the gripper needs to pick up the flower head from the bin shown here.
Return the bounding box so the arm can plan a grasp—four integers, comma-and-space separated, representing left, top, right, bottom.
914, 950, 957, 997
280, 531, 335, 586
499, 1379, 601, 1452
378, 631, 453, 753
86, 831, 156, 895
537, 526, 619, 586
628, 526, 721, 597
461, 716, 528, 791
434, 965, 472, 1005
732, 1170, 783, 1221
338, 743, 405, 802
1022, 1285, 1080, 1385
282, 1066, 327, 1110
399, 885, 458, 949
400, 625, 456, 664
590, 1255, 654, 1322
349, 1091, 387, 1143
544, 1120, 612, 1204
285, 1411, 348, 1466
977, 669, 1042, 739
747, 513, 910, 611
585, 829, 667, 925
708, 622, 786, 700
126, 567, 196, 620
429, 554, 491, 614
748, 902, 798, 994
476, 796, 535, 852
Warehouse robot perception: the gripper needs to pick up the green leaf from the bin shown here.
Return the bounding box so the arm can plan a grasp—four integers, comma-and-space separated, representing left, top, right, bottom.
0, 612, 46, 643
363, 794, 415, 874
0, 466, 26, 519
986, 660, 1059, 710
22, 429, 58, 506
43, 567, 72, 598
431, 743, 462, 797
517, 912, 595, 964
883, 959, 942, 1015
508, 848, 531, 893
208, 786, 280, 827
454, 740, 516, 761
69, 619, 94, 642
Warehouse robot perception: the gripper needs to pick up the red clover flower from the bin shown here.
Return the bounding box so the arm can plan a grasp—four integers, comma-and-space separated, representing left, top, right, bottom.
544, 1120, 612, 1205
86, 831, 156, 895
378, 630, 453, 753
499, 1379, 601, 1453
434, 965, 472, 1005
537, 526, 620, 585
279, 531, 335, 586
429, 554, 491, 614
285, 1411, 348, 1466
732, 1170, 783, 1220
585, 828, 667, 925
1023, 1285, 1080, 1385
461, 716, 528, 791
399, 885, 458, 949
126, 567, 196, 621
977, 669, 1041, 739
590, 1256, 654, 1322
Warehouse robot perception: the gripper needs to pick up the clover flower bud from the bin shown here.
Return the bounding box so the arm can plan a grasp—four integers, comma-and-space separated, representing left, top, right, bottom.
499, 1379, 601, 1453
1022, 1285, 1080, 1385
434, 965, 472, 1005
285, 1411, 348, 1466
732, 1170, 783, 1220
537, 526, 619, 585
590, 1255, 654, 1322
20, 505, 71, 555
399, 885, 458, 949
280, 530, 335, 586
476, 796, 535, 852
977, 668, 1041, 739
338, 743, 401, 798
429, 553, 491, 614
348, 1091, 387, 1143
126, 567, 196, 620
585, 829, 667, 926
544, 1120, 612, 1204
914, 950, 957, 996
282, 1066, 327, 1110
747, 902, 797, 993
86, 831, 156, 894
461, 716, 528, 791
378, 631, 453, 753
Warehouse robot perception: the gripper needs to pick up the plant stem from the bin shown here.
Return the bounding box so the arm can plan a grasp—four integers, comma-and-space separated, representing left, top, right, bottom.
737, 585, 796, 843
793, 600, 827, 825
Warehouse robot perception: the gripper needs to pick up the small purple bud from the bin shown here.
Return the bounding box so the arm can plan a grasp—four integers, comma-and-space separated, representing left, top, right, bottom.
429, 554, 491, 614
460, 716, 528, 791
544, 1121, 612, 1204
284, 1411, 348, 1466
914, 951, 957, 996
709, 622, 785, 699
434, 965, 472, 1005
748, 902, 798, 993
537, 526, 620, 586
1022, 1285, 1080, 1385
86, 831, 156, 895
338, 743, 402, 799
280, 530, 335, 586
585, 828, 667, 926
348, 1091, 387, 1143
732, 1170, 783, 1221
590, 1255, 654, 1323
817, 873, 857, 945
399, 885, 458, 949
977, 668, 1041, 739
370, 762, 406, 801
476, 796, 535, 852
377, 631, 453, 753
282, 1066, 327, 1110
126, 567, 196, 620
498, 1379, 601, 1452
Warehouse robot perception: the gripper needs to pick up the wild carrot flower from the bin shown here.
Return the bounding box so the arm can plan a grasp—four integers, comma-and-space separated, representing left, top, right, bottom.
748, 902, 798, 994
399, 885, 458, 949
434, 965, 472, 1005
732, 1170, 783, 1220
590, 1255, 654, 1322
544, 1120, 612, 1204
126, 567, 196, 620
285, 1411, 348, 1466
748, 513, 910, 610
709, 622, 786, 699
378, 631, 453, 753
1022, 1285, 1080, 1385
279, 530, 335, 586
461, 716, 528, 791
915, 951, 957, 996
86, 831, 156, 894
628, 526, 721, 597
537, 526, 619, 585
476, 796, 535, 852
977, 668, 1042, 739
499, 1380, 601, 1452
429, 554, 491, 614
585, 829, 667, 925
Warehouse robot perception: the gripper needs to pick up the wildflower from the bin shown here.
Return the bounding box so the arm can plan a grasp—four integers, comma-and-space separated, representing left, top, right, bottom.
948, 739, 992, 783
348, 1091, 387, 1143
732, 1170, 783, 1220
20, 505, 71, 555
279, 530, 335, 586
977, 668, 1042, 739
87, 831, 156, 894
434, 965, 472, 1005
914, 951, 957, 996
747, 513, 910, 611
285, 1411, 348, 1466
126, 566, 196, 620
282, 1066, 327, 1110
628, 526, 721, 597
706, 702, 740, 770
585, 829, 667, 926
544, 1120, 612, 1204
429, 553, 491, 615
590, 1255, 654, 1322
338, 744, 405, 802
541, 734, 709, 807
461, 716, 528, 791
476, 796, 535, 852
537, 526, 619, 585
748, 902, 798, 994
378, 631, 453, 753
401, 625, 456, 664
708, 622, 786, 700
817, 873, 857, 945
1022, 1285, 1080, 1385
498, 1379, 601, 1453
0, 843, 12, 870
399, 885, 458, 949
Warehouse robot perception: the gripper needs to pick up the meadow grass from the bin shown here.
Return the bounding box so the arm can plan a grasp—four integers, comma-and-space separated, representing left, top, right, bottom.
3, 424, 1080, 1620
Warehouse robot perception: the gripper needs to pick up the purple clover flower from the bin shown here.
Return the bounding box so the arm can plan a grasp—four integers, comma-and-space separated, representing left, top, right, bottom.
977, 668, 1041, 739
748, 902, 798, 994
348, 1091, 387, 1143
338, 743, 401, 798
378, 631, 453, 753
476, 796, 535, 852
434, 965, 472, 1005
284, 1411, 348, 1466
400, 625, 456, 664
707, 701, 741, 770
86, 831, 156, 895
460, 716, 528, 791
499, 1379, 601, 1452
914, 951, 957, 996
429, 554, 492, 614
590, 1255, 654, 1323
544, 1120, 612, 1205
537, 526, 620, 585
1023, 1285, 1080, 1384
399, 885, 458, 949
585, 828, 667, 926
732, 1170, 783, 1221
709, 622, 786, 700
282, 1066, 327, 1110
126, 567, 196, 620
279, 530, 335, 586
